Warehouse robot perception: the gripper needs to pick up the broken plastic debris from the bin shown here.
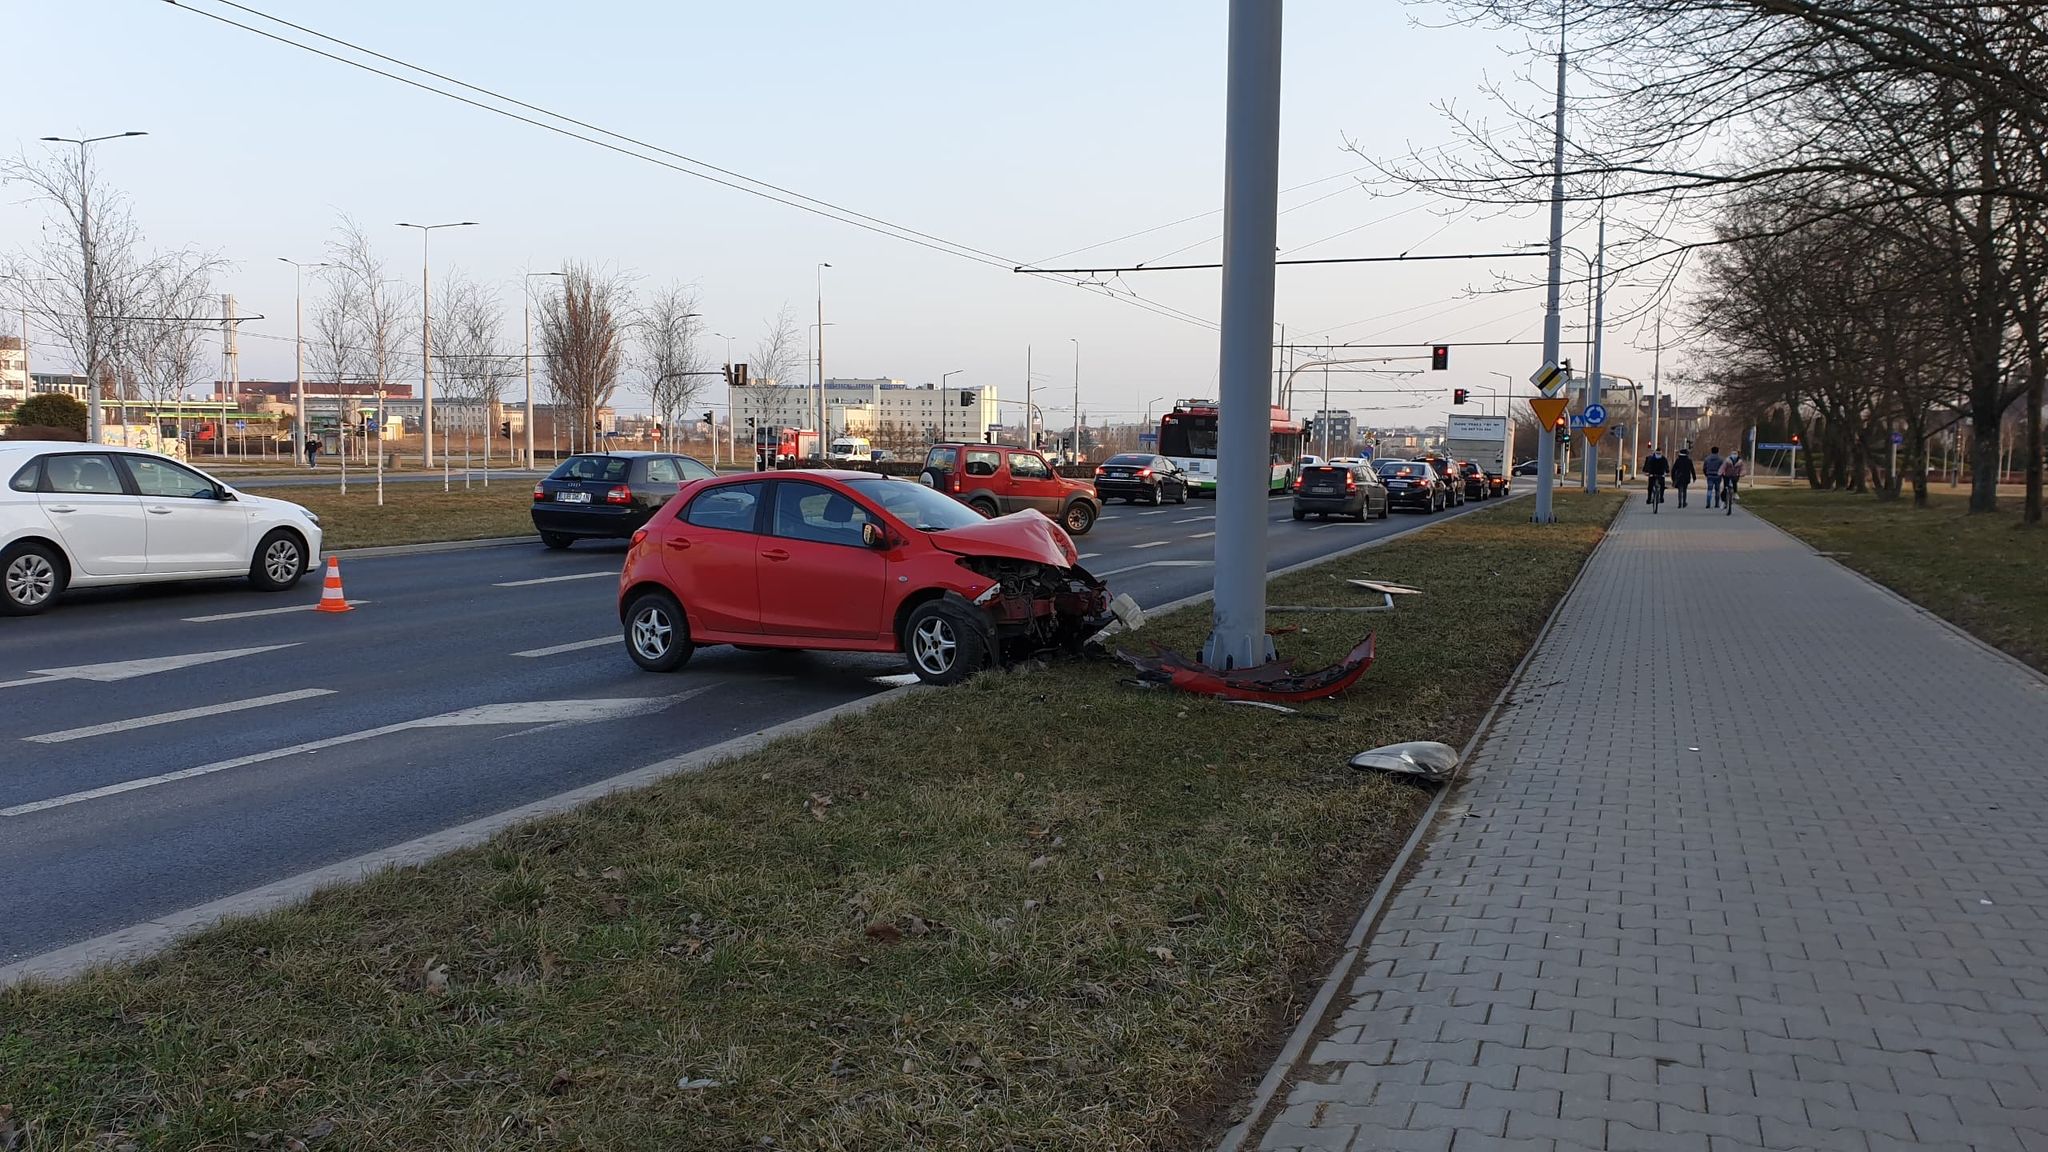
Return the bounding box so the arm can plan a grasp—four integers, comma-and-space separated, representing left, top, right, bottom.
1115, 633, 1376, 703
1348, 740, 1460, 785
1086, 593, 1149, 648
1347, 579, 1423, 595
1225, 699, 1300, 714
677, 1077, 723, 1091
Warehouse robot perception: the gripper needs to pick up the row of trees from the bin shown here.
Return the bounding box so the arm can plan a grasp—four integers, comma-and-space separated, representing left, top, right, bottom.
2, 148, 811, 459
1386, 2, 2047, 519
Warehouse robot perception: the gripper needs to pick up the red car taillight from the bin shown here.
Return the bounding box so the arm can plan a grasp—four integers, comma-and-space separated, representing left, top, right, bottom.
630, 528, 649, 547
1094, 466, 1107, 476
605, 485, 633, 505
1345, 473, 1358, 490
949, 473, 961, 494
1292, 476, 1303, 490
1137, 467, 1153, 478
532, 484, 546, 502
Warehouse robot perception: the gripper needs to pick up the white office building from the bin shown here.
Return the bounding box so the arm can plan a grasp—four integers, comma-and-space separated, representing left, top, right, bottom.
730, 378, 1002, 443
0, 338, 26, 404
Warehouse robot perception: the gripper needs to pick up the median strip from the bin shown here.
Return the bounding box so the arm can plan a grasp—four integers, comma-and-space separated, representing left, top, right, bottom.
1, 492, 1621, 1149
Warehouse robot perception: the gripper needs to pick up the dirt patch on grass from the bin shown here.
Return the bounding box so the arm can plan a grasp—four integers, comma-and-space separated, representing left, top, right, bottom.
0, 493, 1619, 1151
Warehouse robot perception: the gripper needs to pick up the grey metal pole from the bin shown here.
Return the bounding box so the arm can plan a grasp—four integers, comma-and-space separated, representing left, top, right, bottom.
1651, 312, 1662, 453
293, 267, 303, 461
1070, 339, 1081, 462
1025, 345, 1033, 450
1200, 0, 1284, 672
1532, 37, 1566, 523
524, 295, 533, 469
421, 232, 433, 470
816, 262, 831, 455
1584, 213, 1606, 494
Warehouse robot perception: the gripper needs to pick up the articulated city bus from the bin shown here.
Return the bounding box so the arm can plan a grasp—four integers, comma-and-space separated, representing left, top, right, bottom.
1158, 401, 1305, 496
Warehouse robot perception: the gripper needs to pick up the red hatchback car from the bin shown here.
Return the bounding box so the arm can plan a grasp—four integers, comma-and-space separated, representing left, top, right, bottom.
619, 471, 1111, 685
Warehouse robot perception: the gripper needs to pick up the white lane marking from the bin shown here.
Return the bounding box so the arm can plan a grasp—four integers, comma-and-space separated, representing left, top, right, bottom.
22, 689, 336, 745
1, 689, 714, 818
1131, 540, 1171, 550
493, 570, 615, 588
1173, 515, 1215, 524
1097, 558, 1216, 577
183, 601, 369, 623
0, 644, 299, 691
1190, 531, 1216, 539
1077, 552, 1101, 560
512, 636, 617, 658
1139, 509, 1171, 516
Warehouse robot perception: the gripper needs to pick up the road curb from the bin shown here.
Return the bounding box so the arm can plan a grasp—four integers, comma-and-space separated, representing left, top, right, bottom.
328, 535, 539, 560
0, 686, 917, 989
1213, 492, 1618, 1152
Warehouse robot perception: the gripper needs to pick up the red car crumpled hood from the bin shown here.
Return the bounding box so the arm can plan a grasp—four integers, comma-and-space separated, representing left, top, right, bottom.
926, 510, 1078, 568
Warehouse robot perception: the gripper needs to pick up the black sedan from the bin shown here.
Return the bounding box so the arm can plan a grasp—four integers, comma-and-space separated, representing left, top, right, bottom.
1375, 459, 1449, 513
1092, 453, 1189, 505
1291, 463, 1389, 521
532, 451, 715, 548
1455, 460, 1489, 501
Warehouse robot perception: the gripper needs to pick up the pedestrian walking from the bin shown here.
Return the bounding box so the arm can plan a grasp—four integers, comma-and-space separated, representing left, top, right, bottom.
1670, 447, 1696, 508
304, 436, 320, 469
1720, 452, 1746, 514
1702, 445, 1725, 508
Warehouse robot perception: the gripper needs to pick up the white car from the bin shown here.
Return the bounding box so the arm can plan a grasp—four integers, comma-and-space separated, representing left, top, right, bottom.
1, 441, 324, 616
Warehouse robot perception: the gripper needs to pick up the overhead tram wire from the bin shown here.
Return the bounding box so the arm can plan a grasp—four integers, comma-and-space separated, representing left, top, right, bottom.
162, 0, 1215, 332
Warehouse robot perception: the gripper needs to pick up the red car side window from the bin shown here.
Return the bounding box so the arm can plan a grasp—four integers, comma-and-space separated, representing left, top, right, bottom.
683, 482, 765, 532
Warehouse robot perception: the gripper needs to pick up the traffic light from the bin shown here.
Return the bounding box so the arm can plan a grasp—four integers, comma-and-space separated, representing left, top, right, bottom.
702, 411, 714, 427
959, 389, 975, 408
1791, 433, 1801, 445
1554, 415, 1568, 443
500, 421, 510, 438
736, 363, 749, 387
1453, 388, 1469, 405
1431, 345, 1449, 371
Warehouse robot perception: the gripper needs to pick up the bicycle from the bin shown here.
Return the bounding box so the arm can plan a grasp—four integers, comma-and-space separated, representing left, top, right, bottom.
1722, 475, 1739, 514
1647, 473, 1666, 513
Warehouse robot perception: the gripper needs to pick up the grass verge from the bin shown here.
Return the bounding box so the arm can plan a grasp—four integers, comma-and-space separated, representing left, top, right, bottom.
1747, 487, 2048, 672
258, 483, 538, 551
1, 492, 1622, 1151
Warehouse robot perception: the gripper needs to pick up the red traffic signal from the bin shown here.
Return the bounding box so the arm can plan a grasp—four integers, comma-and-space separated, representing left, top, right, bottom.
1791, 433, 1801, 444
1453, 388, 1469, 405
1430, 345, 1449, 371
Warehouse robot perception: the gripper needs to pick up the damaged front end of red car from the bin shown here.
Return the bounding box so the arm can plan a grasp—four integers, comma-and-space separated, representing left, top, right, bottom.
956, 555, 1111, 661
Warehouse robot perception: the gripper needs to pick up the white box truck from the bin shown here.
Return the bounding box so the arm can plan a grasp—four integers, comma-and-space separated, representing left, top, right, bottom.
1444, 413, 1511, 496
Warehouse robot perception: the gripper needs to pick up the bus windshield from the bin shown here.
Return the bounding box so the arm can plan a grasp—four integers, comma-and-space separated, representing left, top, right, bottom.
1159, 414, 1217, 459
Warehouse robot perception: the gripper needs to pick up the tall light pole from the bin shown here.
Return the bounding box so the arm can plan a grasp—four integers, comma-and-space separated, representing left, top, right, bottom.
1584, 212, 1607, 494
1530, 22, 1568, 523
1200, 0, 1283, 672
398, 220, 478, 470
715, 331, 738, 464
40, 132, 146, 443
941, 369, 964, 442
278, 257, 332, 464
524, 270, 564, 470
1069, 338, 1081, 462
816, 262, 831, 452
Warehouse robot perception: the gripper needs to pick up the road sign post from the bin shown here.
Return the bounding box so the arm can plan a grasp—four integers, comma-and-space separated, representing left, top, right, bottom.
1529, 361, 1567, 522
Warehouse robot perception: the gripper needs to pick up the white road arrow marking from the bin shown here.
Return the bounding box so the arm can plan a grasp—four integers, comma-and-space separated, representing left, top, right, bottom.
0, 644, 299, 690
1, 688, 715, 818
23, 689, 336, 744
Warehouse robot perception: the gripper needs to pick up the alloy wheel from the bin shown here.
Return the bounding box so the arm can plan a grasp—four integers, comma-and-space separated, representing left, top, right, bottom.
631, 604, 674, 662
264, 538, 301, 585
911, 616, 957, 677
5, 554, 55, 608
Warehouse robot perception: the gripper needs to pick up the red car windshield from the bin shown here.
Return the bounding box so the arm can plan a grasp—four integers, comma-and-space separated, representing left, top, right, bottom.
844, 477, 987, 532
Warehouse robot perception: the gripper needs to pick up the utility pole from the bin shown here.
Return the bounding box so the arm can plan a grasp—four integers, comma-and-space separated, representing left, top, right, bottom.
816, 262, 831, 453
1531, 34, 1566, 523
1070, 339, 1082, 461
40, 132, 146, 443
279, 258, 330, 466
399, 220, 479, 473
523, 270, 563, 471
1583, 213, 1606, 495
1025, 345, 1033, 449
1651, 311, 1662, 454
1200, 0, 1283, 673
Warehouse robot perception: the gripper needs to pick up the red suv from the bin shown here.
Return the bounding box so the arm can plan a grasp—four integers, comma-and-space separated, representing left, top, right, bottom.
919, 444, 1101, 535
619, 471, 1110, 685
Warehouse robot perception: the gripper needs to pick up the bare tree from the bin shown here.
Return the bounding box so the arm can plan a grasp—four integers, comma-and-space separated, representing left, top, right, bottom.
321, 216, 414, 461
751, 302, 801, 387
2, 144, 224, 439
432, 270, 511, 477
639, 283, 707, 453
127, 256, 219, 449
539, 263, 632, 453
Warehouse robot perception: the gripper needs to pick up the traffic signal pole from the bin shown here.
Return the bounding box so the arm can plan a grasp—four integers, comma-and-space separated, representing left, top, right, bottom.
1201, 0, 1284, 672
1532, 30, 1567, 524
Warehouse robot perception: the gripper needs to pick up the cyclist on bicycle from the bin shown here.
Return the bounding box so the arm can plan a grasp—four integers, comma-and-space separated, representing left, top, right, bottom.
1643, 448, 1669, 507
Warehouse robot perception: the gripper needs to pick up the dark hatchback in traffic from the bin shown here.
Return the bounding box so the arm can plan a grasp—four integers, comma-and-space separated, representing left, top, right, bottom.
1291, 462, 1389, 521
1092, 453, 1189, 505
532, 451, 715, 548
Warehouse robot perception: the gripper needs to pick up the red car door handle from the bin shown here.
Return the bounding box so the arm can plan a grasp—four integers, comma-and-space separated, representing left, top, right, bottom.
761, 549, 791, 562
665, 538, 691, 551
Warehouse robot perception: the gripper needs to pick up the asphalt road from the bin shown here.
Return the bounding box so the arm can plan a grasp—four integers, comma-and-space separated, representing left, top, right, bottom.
0, 487, 1520, 963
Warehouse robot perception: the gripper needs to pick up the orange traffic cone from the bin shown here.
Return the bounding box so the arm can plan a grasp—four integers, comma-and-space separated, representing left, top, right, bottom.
314, 556, 353, 613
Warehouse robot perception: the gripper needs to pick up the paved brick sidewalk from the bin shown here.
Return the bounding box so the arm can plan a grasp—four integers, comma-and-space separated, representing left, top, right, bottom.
1258, 498, 2048, 1152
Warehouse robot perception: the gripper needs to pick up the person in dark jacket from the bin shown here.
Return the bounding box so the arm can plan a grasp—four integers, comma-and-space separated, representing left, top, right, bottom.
1670, 448, 1696, 507
1702, 446, 1725, 507
1642, 448, 1669, 505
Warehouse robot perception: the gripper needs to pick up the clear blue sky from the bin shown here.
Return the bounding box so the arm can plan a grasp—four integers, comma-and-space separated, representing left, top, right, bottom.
5, 0, 1661, 426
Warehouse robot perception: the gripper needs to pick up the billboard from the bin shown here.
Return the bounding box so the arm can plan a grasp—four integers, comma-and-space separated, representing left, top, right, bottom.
1447, 414, 1508, 440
